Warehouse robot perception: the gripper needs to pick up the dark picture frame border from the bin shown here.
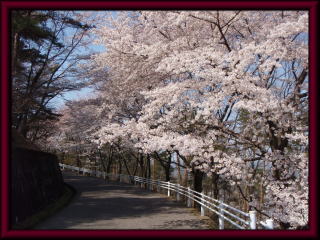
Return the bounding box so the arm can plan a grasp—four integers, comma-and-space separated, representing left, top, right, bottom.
1, 0, 318, 238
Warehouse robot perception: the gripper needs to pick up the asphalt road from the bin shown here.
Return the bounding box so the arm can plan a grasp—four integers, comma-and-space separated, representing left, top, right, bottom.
35, 171, 212, 229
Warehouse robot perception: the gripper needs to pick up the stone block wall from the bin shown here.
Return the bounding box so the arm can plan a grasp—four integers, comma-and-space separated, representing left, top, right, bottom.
11, 147, 65, 226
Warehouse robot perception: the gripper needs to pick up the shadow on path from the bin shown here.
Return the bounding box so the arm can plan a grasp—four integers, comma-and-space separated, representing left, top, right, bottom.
35, 171, 211, 229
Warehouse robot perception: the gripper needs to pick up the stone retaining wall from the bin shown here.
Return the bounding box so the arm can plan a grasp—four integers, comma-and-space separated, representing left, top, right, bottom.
11, 147, 64, 226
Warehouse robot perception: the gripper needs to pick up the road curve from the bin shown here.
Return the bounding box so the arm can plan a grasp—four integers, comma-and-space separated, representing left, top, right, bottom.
35, 171, 211, 229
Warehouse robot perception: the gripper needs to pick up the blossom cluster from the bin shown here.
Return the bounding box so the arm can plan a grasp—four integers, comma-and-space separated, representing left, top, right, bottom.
51, 11, 309, 229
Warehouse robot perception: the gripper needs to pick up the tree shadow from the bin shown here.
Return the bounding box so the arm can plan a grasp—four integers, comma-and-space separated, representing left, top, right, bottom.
35, 171, 209, 230
152, 219, 211, 229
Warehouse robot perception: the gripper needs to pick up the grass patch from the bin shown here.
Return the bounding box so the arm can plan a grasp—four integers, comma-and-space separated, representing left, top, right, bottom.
12, 183, 76, 230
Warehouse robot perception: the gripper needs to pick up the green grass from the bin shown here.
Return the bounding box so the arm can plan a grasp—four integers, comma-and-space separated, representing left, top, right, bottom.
12, 183, 76, 230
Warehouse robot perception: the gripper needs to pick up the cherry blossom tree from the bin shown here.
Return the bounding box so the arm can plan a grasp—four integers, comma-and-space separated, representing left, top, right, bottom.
51, 10, 308, 229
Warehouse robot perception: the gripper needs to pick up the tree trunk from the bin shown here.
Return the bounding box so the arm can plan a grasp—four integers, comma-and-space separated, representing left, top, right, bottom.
212, 172, 219, 199
145, 154, 151, 189
153, 151, 171, 181
98, 149, 107, 173
132, 160, 139, 176
119, 159, 122, 175
146, 154, 151, 179
121, 156, 132, 176
211, 173, 220, 224
76, 154, 81, 175
177, 154, 182, 184
138, 153, 144, 177
105, 148, 114, 180
193, 168, 204, 210
163, 152, 171, 182
12, 32, 19, 76
17, 113, 28, 138
152, 157, 156, 179
183, 168, 188, 187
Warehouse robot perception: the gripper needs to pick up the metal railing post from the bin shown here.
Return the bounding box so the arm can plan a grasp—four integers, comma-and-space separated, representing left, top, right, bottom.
167, 181, 170, 196
249, 210, 257, 229
266, 219, 274, 229
218, 202, 225, 229
187, 187, 192, 207
201, 191, 205, 216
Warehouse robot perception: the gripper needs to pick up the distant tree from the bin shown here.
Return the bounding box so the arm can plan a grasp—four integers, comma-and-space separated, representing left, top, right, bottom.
11, 10, 93, 141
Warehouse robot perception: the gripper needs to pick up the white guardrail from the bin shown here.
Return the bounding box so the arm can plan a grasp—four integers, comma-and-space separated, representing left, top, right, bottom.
59, 163, 274, 230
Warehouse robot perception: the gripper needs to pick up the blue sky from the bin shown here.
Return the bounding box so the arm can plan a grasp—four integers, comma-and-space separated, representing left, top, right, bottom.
49, 43, 105, 110
49, 11, 115, 110
49, 86, 94, 109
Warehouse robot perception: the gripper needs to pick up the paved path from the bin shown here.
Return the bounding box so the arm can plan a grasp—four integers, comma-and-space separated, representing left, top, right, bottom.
35, 171, 212, 229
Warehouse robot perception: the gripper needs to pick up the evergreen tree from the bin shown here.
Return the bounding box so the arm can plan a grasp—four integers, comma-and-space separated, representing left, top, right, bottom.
11, 10, 92, 141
